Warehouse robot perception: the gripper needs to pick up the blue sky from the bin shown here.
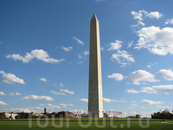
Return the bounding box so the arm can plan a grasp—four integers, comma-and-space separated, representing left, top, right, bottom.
1, 0, 173, 117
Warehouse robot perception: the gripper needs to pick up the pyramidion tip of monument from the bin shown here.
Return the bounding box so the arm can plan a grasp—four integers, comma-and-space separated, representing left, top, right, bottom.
91, 13, 98, 20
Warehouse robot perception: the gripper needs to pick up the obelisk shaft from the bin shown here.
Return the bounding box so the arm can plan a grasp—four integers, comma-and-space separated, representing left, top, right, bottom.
88, 14, 103, 118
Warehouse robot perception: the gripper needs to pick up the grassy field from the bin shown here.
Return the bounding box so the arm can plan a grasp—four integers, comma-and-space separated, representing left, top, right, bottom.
0, 118, 173, 130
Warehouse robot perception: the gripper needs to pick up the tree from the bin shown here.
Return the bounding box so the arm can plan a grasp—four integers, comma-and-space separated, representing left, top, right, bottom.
136, 114, 141, 118
15, 115, 20, 119
18, 112, 29, 119
0, 113, 6, 120
151, 109, 173, 119
103, 113, 108, 117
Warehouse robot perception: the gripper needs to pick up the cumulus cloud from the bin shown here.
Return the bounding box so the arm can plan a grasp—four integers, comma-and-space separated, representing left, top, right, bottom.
103, 98, 117, 103
0, 101, 9, 105
108, 40, 123, 50
158, 69, 173, 81
135, 26, 173, 55
0, 91, 6, 95
48, 103, 61, 109
79, 98, 88, 102
165, 18, 173, 25
101, 47, 104, 51
127, 70, 159, 85
140, 87, 157, 93
10, 92, 22, 96
50, 90, 65, 95
111, 50, 135, 67
39, 78, 48, 82
131, 10, 162, 26
141, 99, 163, 105
126, 89, 140, 93
2, 107, 45, 113
6, 49, 65, 63
107, 73, 124, 81
152, 85, 173, 92
147, 63, 156, 68
22, 95, 53, 101
156, 106, 170, 109
0, 70, 25, 84
60, 89, 74, 94
62, 46, 73, 51
77, 62, 83, 64
59, 103, 75, 108
72, 37, 84, 45
83, 51, 89, 55
60, 83, 65, 87
131, 104, 138, 107
127, 41, 133, 48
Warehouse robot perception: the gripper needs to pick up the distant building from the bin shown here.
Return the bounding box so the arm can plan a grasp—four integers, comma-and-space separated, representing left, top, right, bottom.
57, 111, 75, 118
44, 108, 47, 114
31, 112, 43, 117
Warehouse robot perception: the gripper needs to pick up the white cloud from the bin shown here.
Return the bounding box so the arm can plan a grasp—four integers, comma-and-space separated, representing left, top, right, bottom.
2, 108, 31, 112
158, 69, 173, 81
60, 83, 65, 87
59, 103, 75, 108
131, 11, 143, 21
77, 61, 83, 64
103, 98, 117, 103
79, 98, 88, 102
126, 89, 140, 93
108, 40, 123, 50
39, 78, 48, 82
131, 104, 138, 107
127, 70, 159, 85
6, 49, 65, 63
62, 46, 73, 51
10, 92, 22, 96
152, 85, 173, 92
83, 51, 89, 55
0, 101, 9, 105
15, 92, 22, 95
107, 73, 124, 81
48, 103, 61, 109
141, 99, 163, 105
39, 104, 45, 106
101, 47, 104, 51
135, 26, 173, 55
53, 83, 58, 86
131, 10, 162, 26
140, 87, 157, 93
95, 0, 105, 2
0, 70, 25, 84
50, 90, 65, 95
0, 91, 6, 95
127, 41, 133, 48
111, 50, 135, 67
165, 18, 173, 24
147, 65, 151, 68
131, 101, 137, 103
79, 55, 82, 58
156, 106, 170, 109
60, 89, 75, 94
72, 37, 84, 45
22, 95, 53, 101
147, 63, 156, 68
145, 11, 163, 19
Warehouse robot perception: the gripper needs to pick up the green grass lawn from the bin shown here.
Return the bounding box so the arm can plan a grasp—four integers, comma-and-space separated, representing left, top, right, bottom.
0, 119, 172, 130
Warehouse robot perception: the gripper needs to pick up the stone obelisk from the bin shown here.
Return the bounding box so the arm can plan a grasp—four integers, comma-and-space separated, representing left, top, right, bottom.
88, 14, 103, 118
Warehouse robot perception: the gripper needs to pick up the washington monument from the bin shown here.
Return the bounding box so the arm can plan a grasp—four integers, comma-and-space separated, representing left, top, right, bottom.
88, 14, 103, 118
